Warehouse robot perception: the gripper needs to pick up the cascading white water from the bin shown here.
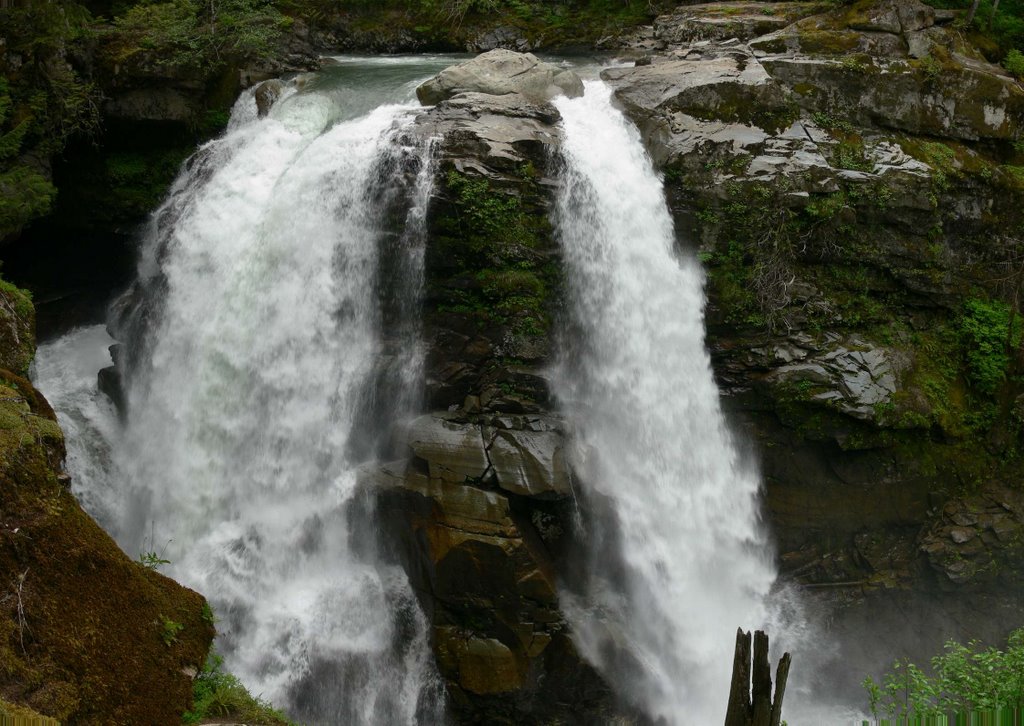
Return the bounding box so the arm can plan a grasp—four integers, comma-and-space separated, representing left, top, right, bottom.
123, 91, 441, 724
31, 326, 120, 525
33, 58, 458, 725
552, 80, 786, 724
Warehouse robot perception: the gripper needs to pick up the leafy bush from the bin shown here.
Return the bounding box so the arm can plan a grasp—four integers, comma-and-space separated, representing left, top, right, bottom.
0, 0, 99, 238
1006, 47, 1024, 77
922, 0, 1024, 56
158, 615, 184, 645
0, 166, 58, 239
864, 627, 1024, 720
108, 0, 289, 72
957, 298, 1022, 395
182, 651, 295, 725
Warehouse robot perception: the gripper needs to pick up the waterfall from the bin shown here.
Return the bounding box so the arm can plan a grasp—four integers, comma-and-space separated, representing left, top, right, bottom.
33, 58, 455, 725
552, 80, 789, 724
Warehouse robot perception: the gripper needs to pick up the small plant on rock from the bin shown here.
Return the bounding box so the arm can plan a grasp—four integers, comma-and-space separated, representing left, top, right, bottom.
158, 615, 184, 646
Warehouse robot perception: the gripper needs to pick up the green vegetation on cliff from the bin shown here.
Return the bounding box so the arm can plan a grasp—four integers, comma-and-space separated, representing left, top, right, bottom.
431, 168, 557, 341
0, 273, 35, 376
105, 0, 289, 73
864, 627, 1024, 719
0, 367, 215, 723
183, 651, 295, 725
0, 272, 215, 722
0, 2, 98, 239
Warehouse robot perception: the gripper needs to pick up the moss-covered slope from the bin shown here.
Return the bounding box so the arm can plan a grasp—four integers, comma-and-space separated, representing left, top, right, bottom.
0, 277, 214, 724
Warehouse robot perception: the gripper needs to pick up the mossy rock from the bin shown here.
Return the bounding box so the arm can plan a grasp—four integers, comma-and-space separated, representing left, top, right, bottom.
0, 277, 35, 377
427, 167, 558, 350
0, 696, 58, 724
0, 370, 215, 724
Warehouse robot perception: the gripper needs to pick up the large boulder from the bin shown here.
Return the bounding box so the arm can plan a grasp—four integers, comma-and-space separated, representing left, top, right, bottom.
416, 49, 583, 106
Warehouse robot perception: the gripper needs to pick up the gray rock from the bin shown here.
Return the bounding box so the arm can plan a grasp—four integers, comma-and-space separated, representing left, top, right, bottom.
412, 91, 562, 180
849, 2, 901, 34
469, 25, 532, 53
896, 0, 936, 33
761, 55, 1024, 142
771, 338, 900, 421
254, 79, 285, 117
487, 429, 571, 498
601, 51, 789, 165
416, 49, 584, 106
407, 415, 489, 483
653, 2, 821, 46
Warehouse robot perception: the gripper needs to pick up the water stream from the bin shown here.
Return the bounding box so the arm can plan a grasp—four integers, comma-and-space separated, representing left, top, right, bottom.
553, 80, 789, 724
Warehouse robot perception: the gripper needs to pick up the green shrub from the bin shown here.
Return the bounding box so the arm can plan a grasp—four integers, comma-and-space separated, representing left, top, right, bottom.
159, 615, 184, 645
864, 627, 1024, 719
0, 166, 57, 239
108, 0, 288, 72
1006, 48, 1024, 77
957, 298, 1022, 395
182, 651, 295, 725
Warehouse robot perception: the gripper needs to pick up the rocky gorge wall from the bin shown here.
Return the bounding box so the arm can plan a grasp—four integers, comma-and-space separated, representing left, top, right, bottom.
2, 0, 1024, 721
610, 0, 1024, 690
357, 53, 628, 723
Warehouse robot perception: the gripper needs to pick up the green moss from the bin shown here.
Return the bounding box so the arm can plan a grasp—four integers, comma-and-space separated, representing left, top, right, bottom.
683, 91, 799, 135
796, 28, 862, 55
0, 697, 59, 724
832, 139, 873, 172
0, 275, 36, 376
430, 168, 557, 339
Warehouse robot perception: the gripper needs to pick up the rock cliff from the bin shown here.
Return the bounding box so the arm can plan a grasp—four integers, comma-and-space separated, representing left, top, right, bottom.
608, 0, 1024, 696
361, 52, 629, 723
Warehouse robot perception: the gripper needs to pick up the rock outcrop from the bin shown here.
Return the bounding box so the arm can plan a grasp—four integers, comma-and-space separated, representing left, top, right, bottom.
362, 54, 624, 724
358, 15, 1024, 711
416, 49, 583, 106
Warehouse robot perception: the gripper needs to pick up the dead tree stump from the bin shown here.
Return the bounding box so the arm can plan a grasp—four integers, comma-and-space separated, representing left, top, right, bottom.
724, 628, 792, 726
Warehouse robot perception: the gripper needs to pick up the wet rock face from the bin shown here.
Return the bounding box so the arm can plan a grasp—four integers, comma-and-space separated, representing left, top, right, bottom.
921, 487, 1024, 590
0, 284, 34, 377
369, 414, 614, 723
254, 78, 286, 117
408, 85, 565, 415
